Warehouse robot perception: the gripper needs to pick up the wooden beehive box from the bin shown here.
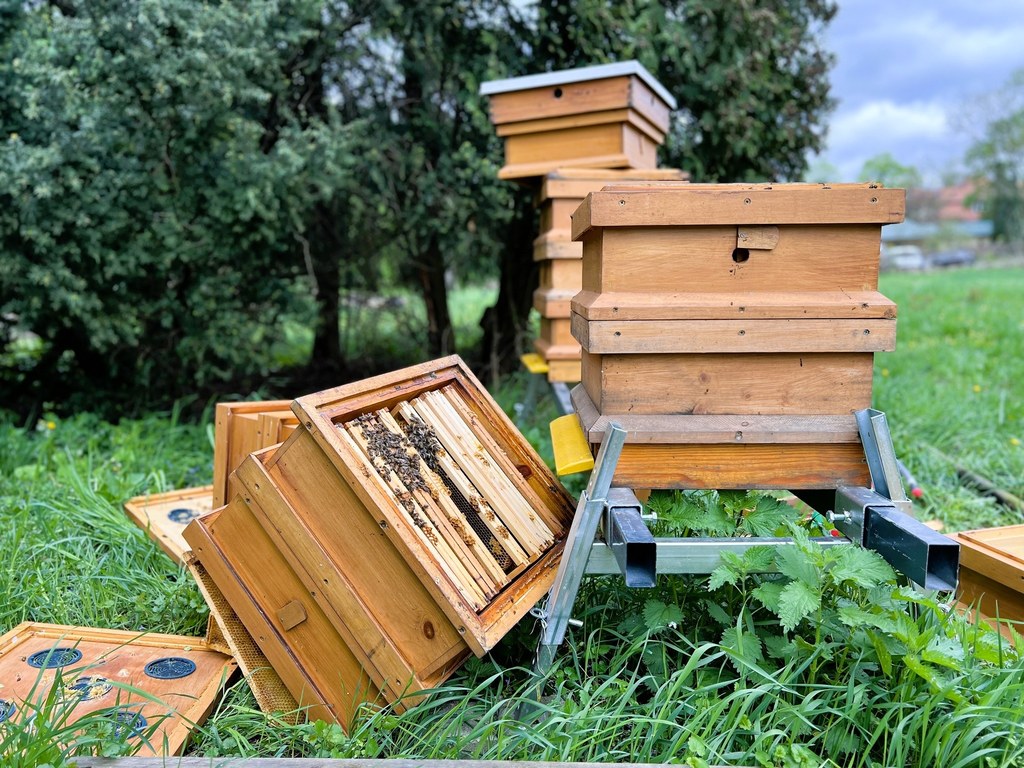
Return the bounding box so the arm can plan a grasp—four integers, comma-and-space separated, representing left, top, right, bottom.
952, 526, 1024, 623
185, 357, 575, 730
0, 622, 235, 755
481, 61, 676, 180
123, 485, 213, 564
212, 400, 297, 507
533, 169, 689, 383
570, 182, 905, 489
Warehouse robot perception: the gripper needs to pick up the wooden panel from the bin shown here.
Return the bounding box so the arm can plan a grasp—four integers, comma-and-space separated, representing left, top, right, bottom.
547, 358, 581, 383
609, 443, 870, 490
573, 315, 896, 354
487, 75, 670, 133
572, 290, 897, 321
535, 338, 581, 361
580, 350, 874, 416
0, 622, 235, 756
540, 317, 576, 347
212, 400, 292, 507
540, 167, 687, 201
540, 259, 583, 292
581, 225, 884, 293
500, 124, 657, 180
497, 108, 665, 144
959, 524, 1024, 566
533, 230, 580, 261
183, 506, 341, 725
540, 198, 585, 234
571, 183, 906, 239
533, 287, 574, 318
123, 485, 213, 564
571, 387, 860, 444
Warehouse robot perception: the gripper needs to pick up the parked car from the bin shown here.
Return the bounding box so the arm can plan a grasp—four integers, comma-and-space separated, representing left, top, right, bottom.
929, 248, 975, 267
881, 245, 927, 271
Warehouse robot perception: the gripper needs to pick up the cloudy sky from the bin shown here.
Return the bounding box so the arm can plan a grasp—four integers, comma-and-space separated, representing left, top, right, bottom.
817, 0, 1024, 184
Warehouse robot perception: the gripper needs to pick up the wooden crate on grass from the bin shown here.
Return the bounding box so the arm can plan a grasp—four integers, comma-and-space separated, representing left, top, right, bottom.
123, 485, 213, 564
569, 181, 905, 489
0, 622, 236, 756
952, 525, 1024, 623
212, 400, 297, 507
481, 61, 676, 180
185, 357, 576, 730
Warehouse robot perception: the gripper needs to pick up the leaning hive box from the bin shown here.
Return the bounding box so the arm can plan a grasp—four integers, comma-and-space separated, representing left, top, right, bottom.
212, 399, 297, 507
481, 61, 676, 180
570, 182, 905, 490
186, 357, 575, 730
951, 525, 1024, 624
0, 622, 235, 756
532, 168, 689, 382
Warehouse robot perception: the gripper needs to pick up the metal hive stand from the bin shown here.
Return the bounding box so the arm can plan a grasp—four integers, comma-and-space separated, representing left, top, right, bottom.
532, 408, 959, 673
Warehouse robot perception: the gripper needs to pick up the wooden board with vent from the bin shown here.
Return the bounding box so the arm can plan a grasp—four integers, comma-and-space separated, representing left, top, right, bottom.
481, 61, 676, 180
569, 182, 905, 489
123, 485, 213, 564
185, 357, 575, 731
0, 622, 236, 756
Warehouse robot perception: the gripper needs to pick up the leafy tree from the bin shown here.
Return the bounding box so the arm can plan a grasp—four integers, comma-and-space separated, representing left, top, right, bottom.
0, 0, 356, 413
858, 152, 922, 189
965, 69, 1024, 242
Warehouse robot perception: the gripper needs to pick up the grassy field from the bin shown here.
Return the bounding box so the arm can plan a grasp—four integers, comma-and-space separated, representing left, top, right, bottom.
1, 267, 1023, 766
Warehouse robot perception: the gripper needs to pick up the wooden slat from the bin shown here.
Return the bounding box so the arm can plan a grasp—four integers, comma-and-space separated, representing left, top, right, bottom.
412, 392, 550, 555
580, 225, 884, 294
573, 315, 896, 354
500, 123, 658, 180
496, 107, 667, 144
123, 485, 213, 564
570, 385, 860, 444
572, 290, 898, 321
393, 402, 531, 567
212, 400, 293, 507
437, 387, 563, 537
572, 184, 906, 239
533, 287, 574, 318
534, 338, 581, 361
610, 443, 870, 490
580, 350, 875, 416
533, 231, 580, 260
539, 167, 687, 201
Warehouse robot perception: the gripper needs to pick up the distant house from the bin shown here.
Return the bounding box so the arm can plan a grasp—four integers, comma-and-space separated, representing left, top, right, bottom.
884, 182, 994, 248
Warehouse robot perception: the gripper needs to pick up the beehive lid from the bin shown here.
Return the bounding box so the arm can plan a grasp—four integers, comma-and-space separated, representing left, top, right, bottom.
571, 182, 906, 240
123, 485, 213, 564
958, 525, 1024, 568
481, 60, 677, 109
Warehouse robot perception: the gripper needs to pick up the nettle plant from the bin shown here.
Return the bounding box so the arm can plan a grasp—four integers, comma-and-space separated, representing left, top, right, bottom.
630, 490, 1013, 693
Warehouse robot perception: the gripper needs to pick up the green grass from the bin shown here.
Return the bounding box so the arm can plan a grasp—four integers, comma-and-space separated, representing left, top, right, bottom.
876, 267, 1024, 530
2, 267, 1024, 766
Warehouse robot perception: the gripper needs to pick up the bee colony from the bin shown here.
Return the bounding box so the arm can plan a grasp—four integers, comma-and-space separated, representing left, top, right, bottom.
569, 181, 906, 490
185, 356, 575, 730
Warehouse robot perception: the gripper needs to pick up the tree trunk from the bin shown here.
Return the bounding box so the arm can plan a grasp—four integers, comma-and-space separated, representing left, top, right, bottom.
309, 203, 344, 370
419, 236, 455, 357
478, 188, 537, 386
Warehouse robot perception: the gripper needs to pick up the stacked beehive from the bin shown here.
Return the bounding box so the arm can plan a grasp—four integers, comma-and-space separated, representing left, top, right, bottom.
481, 61, 685, 381
569, 182, 905, 490
184, 357, 575, 729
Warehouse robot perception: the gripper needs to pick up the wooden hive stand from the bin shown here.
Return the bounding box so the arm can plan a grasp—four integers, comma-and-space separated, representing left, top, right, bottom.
532, 182, 961, 671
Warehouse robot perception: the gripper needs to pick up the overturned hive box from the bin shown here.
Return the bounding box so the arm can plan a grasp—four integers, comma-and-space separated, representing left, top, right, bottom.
212, 400, 298, 507
952, 525, 1024, 624
0, 622, 236, 755
533, 168, 689, 382
123, 485, 213, 564
185, 357, 575, 730
570, 182, 905, 489
481, 61, 676, 180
